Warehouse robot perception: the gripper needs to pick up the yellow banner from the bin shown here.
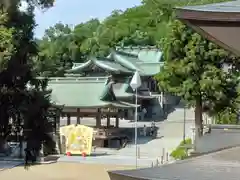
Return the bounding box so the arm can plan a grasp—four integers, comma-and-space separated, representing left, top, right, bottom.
60, 125, 93, 155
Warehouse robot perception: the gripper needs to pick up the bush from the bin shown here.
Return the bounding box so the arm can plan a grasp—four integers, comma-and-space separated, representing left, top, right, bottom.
215, 108, 238, 124
170, 138, 192, 160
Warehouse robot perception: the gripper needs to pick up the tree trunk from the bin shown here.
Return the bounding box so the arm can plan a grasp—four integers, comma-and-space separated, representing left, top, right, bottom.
0, 136, 6, 153
194, 97, 203, 151
17, 114, 23, 158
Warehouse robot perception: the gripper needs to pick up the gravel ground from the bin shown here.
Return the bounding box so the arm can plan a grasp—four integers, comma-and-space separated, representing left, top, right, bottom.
0, 162, 134, 180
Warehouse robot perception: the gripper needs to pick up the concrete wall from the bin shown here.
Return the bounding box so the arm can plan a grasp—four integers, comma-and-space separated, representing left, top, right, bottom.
196, 125, 240, 154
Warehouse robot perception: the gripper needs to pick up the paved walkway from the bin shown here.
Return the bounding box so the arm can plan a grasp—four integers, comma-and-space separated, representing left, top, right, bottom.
58, 155, 154, 167
58, 107, 194, 166
0, 160, 23, 171
0, 162, 132, 180
112, 107, 195, 159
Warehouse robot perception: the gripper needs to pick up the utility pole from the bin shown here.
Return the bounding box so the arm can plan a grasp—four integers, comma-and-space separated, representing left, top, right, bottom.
130, 71, 141, 169
183, 104, 186, 144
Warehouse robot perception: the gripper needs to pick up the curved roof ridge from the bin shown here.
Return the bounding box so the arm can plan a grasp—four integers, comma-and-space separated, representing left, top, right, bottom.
115, 50, 138, 59
100, 80, 117, 102
116, 45, 160, 50
66, 56, 133, 74
111, 51, 143, 72
65, 59, 93, 73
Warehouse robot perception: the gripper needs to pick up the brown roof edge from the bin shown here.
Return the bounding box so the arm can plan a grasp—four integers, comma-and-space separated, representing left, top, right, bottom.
175, 8, 240, 22
178, 19, 240, 56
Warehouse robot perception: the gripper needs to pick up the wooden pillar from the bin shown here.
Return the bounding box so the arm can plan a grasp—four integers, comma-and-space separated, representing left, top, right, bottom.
77, 108, 80, 124
107, 115, 110, 127
55, 110, 61, 154
96, 108, 101, 127
115, 115, 119, 128
67, 113, 71, 125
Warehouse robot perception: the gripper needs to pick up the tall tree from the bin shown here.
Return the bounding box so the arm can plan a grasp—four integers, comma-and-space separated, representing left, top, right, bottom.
0, 0, 57, 157
37, 19, 101, 76
37, 23, 74, 76
0, 13, 16, 151
155, 19, 239, 140
37, 0, 180, 69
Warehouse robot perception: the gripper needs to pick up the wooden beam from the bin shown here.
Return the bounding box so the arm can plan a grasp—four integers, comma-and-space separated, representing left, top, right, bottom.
67, 113, 71, 125
96, 108, 101, 128
115, 115, 119, 128
54, 110, 61, 154
107, 115, 110, 127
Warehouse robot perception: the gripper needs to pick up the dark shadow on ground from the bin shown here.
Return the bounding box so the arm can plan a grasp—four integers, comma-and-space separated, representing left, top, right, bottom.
116, 126, 159, 145
137, 99, 185, 123
20, 161, 58, 171
159, 100, 187, 122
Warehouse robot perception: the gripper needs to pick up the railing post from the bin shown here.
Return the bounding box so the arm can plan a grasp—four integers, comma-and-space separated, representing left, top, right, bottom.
137, 147, 140, 159
156, 158, 159, 166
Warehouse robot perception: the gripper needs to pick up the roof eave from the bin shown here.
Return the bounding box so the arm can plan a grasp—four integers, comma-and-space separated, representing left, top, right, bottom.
175, 7, 240, 22
94, 60, 132, 74
61, 104, 111, 109
66, 60, 93, 73
175, 7, 240, 56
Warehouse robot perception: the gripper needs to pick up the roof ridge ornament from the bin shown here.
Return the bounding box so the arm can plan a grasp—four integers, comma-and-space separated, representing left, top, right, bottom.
100, 77, 117, 102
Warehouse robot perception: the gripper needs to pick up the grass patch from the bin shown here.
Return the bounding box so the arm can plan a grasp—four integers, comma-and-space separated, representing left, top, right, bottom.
170, 138, 192, 160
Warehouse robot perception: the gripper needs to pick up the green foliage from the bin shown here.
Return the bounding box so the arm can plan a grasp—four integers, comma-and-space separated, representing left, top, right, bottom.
36, 23, 75, 76
36, 0, 180, 76
36, 19, 102, 76
0, 0, 58, 157
170, 138, 192, 160
35, 0, 240, 131
32, 0, 240, 134
215, 108, 238, 124
0, 13, 15, 70
155, 16, 239, 136
157, 19, 238, 104
35, 0, 233, 78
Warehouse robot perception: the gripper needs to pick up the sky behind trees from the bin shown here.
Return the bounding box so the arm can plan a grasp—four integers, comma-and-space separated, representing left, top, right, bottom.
34, 0, 142, 38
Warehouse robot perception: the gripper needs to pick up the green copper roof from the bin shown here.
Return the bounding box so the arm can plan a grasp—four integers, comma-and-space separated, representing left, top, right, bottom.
122, 78, 134, 93
66, 60, 93, 73
111, 51, 142, 72
48, 78, 109, 108
72, 63, 83, 68
113, 83, 133, 98
111, 50, 142, 63
177, 1, 240, 13
116, 46, 163, 63
94, 58, 132, 73
47, 77, 136, 108
67, 46, 163, 76
66, 58, 132, 74
138, 62, 164, 76
100, 81, 117, 101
